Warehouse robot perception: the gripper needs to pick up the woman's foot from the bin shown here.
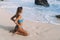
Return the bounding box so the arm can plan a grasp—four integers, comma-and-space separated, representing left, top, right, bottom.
10, 29, 16, 33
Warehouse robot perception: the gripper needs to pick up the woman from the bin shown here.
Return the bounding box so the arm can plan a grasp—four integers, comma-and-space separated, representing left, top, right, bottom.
10, 7, 28, 36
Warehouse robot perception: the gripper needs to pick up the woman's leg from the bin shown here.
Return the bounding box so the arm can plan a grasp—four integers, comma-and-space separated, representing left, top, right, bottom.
16, 23, 28, 36
18, 27, 28, 36
10, 25, 19, 33
14, 25, 19, 32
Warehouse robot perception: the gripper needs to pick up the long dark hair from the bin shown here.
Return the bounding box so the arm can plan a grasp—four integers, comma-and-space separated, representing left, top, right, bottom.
16, 7, 23, 15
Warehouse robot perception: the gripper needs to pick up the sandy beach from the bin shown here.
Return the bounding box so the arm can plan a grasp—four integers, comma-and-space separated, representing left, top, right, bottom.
0, 8, 60, 40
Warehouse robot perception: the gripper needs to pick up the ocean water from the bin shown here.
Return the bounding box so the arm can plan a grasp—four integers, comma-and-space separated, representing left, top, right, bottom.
0, 0, 60, 25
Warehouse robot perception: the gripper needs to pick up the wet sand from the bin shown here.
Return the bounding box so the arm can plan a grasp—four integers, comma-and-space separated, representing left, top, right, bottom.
0, 7, 60, 40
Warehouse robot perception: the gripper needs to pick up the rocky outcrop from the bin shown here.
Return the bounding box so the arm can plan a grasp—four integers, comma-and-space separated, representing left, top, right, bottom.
0, 0, 4, 1
35, 0, 49, 7
56, 15, 60, 18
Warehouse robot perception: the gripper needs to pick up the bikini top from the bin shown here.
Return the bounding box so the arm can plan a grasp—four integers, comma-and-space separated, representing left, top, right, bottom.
18, 14, 24, 23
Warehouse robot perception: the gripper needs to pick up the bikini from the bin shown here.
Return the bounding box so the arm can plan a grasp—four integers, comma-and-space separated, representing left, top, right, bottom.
11, 14, 23, 33
18, 14, 23, 23
18, 19, 23, 23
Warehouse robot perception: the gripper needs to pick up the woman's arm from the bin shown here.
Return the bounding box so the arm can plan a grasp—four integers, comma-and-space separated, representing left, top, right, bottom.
11, 15, 16, 22
15, 16, 21, 26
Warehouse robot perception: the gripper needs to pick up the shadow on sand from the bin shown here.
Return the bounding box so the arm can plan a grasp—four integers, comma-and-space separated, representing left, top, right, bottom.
0, 25, 28, 36
0, 25, 14, 31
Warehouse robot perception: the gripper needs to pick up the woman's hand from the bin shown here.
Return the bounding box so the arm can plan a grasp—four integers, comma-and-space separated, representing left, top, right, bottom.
14, 20, 20, 26
14, 21, 17, 24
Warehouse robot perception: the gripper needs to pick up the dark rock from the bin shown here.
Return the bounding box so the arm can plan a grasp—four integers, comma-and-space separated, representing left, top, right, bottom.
1, 0, 4, 1
56, 15, 60, 18
35, 0, 49, 7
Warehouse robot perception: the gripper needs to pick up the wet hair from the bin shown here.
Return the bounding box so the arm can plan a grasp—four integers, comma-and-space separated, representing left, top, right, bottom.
16, 7, 23, 15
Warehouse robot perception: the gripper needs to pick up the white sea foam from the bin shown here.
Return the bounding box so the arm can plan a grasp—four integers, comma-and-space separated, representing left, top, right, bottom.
0, 0, 60, 25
